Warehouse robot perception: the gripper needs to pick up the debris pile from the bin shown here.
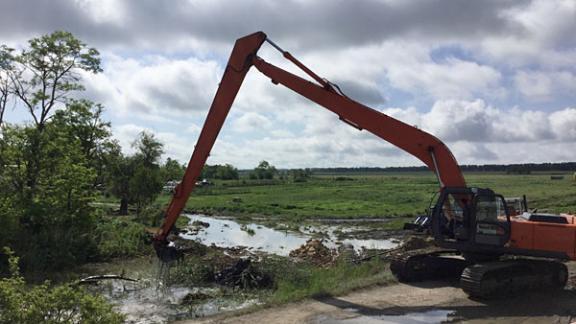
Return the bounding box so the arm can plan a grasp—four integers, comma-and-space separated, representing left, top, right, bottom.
289, 239, 335, 266
181, 292, 212, 305
214, 259, 273, 289
185, 220, 211, 236
192, 220, 210, 228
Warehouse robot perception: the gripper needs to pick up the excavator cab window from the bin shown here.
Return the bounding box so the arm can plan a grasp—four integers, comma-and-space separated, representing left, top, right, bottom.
440, 193, 471, 241
472, 194, 510, 246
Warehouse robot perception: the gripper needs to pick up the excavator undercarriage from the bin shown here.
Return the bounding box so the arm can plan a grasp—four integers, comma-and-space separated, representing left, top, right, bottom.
390, 248, 568, 298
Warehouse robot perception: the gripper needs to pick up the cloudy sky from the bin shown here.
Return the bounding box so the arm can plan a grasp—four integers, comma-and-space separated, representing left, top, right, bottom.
1, 0, 575, 168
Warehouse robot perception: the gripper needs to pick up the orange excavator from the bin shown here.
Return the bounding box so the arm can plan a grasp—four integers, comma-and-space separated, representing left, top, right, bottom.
154, 32, 574, 298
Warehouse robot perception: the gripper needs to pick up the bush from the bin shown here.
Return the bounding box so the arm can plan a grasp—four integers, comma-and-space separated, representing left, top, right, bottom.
94, 216, 149, 259
0, 248, 124, 323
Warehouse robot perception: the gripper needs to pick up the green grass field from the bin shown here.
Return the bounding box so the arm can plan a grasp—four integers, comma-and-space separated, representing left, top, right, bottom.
156, 171, 576, 221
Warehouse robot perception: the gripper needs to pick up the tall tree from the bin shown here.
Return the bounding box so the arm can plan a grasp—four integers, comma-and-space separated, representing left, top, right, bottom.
51, 99, 117, 186
10, 31, 101, 130
133, 131, 163, 167
250, 160, 277, 180
108, 154, 136, 216
0, 45, 14, 126
109, 132, 165, 216
161, 157, 185, 182
5, 31, 101, 197
131, 132, 164, 216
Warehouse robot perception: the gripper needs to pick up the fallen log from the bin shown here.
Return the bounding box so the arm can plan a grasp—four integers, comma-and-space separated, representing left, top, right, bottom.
76, 274, 138, 285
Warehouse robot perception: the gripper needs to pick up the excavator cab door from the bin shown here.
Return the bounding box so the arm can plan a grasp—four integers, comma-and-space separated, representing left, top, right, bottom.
471, 191, 511, 247
431, 187, 474, 243
431, 187, 511, 248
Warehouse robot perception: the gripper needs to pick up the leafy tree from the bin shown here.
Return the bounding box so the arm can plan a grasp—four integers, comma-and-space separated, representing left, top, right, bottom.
161, 157, 185, 182
131, 132, 164, 217
10, 31, 101, 130
250, 160, 277, 180
51, 99, 118, 188
0, 120, 99, 270
201, 164, 239, 180
108, 132, 164, 217
133, 131, 163, 167
218, 164, 239, 180
0, 45, 14, 126
108, 154, 136, 216
3, 31, 101, 198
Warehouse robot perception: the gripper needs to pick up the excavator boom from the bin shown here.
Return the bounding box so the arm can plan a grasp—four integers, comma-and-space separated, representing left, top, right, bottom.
155, 31, 465, 244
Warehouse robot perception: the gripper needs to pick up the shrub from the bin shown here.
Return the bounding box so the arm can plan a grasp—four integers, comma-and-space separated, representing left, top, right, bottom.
94, 216, 149, 259
0, 247, 124, 323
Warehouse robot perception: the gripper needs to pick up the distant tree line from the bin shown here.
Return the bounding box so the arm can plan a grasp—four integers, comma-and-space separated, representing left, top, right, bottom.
312, 162, 576, 174
201, 164, 239, 180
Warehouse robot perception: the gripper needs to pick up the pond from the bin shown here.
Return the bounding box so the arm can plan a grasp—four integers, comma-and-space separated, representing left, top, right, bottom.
179, 214, 400, 255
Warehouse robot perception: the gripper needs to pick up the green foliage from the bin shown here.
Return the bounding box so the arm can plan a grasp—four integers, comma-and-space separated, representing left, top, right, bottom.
129, 163, 163, 216
161, 157, 185, 182
108, 131, 164, 216
94, 216, 149, 259
171, 257, 214, 286
0, 248, 124, 323
51, 99, 118, 187
202, 164, 239, 180
0, 45, 14, 125
0, 122, 100, 271
107, 154, 135, 215
133, 131, 163, 167
10, 30, 101, 129
250, 160, 277, 180
290, 168, 312, 182
268, 257, 392, 303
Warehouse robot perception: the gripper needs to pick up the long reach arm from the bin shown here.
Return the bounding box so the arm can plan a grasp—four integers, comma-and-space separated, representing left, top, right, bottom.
154, 31, 465, 245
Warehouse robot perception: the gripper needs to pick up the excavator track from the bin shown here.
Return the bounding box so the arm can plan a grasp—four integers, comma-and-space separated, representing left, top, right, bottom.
390, 249, 469, 282
460, 259, 568, 299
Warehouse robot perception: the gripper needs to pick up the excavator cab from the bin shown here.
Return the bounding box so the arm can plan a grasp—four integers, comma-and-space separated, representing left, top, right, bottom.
431, 188, 511, 249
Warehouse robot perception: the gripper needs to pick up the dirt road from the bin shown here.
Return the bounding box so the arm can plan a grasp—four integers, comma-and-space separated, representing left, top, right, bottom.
178, 280, 576, 324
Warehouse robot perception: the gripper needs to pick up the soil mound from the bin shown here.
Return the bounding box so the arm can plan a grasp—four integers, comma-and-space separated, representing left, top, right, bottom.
289, 239, 335, 266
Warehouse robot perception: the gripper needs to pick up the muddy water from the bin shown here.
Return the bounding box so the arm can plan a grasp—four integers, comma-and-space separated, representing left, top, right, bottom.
85, 215, 400, 323
317, 309, 454, 323
179, 214, 399, 255
79, 258, 259, 323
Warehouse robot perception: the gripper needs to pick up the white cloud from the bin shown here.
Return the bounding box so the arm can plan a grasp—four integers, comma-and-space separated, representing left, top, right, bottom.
3, 0, 576, 168
549, 108, 576, 141
112, 100, 576, 169
387, 58, 503, 100
81, 55, 223, 120
514, 70, 576, 101
478, 0, 576, 68
423, 100, 494, 141
407, 99, 573, 144
232, 112, 273, 133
